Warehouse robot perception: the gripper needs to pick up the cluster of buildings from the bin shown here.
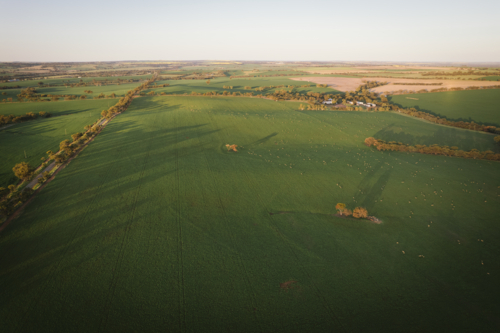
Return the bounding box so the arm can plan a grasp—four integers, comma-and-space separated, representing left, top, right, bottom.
347, 101, 376, 107
322, 99, 376, 108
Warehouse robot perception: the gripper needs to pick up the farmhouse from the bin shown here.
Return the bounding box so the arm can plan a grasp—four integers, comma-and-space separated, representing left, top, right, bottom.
322, 98, 333, 104
355, 101, 376, 108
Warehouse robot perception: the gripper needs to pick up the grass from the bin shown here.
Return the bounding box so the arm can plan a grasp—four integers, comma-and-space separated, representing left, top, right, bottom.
0, 82, 140, 101
479, 76, 500, 81
389, 89, 500, 127
0, 75, 152, 88
149, 77, 339, 95
0, 99, 117, 186
0, 96, 498, 332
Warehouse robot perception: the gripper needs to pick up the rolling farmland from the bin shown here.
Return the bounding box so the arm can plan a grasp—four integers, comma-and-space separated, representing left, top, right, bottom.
0, 96, 498, 332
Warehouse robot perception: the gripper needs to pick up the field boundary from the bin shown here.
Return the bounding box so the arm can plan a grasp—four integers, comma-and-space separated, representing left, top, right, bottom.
0, 113, 116, 233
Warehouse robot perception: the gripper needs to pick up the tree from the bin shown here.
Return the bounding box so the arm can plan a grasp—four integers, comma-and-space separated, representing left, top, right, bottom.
206, 80, 210, 85
60, 140, 71, 150
71, 132, 83, 141
38, 82, 44, 86
364, 137, 377, 147
494, 136, 500, 144
342, 208, 353, 217
1, 92, 6, 95
0, 187, 8, 198
335, 203, 346, 215
13, 162, 34, 181
353, 207, 368, 219
8, 185, 16, 193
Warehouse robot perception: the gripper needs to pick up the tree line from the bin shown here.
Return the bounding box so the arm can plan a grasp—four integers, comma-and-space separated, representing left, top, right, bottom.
364, 137, 500, 161
0, 73, 158, 219
0, 111, 50, 126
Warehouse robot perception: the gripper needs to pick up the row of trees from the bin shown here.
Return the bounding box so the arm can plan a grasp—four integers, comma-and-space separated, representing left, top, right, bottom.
0, 73, 158, 219
389, 107, 500, 134
364, 137, 500, 161
4, 91, 118, 103
0, 111, 50, 126
335, 203, 368, 218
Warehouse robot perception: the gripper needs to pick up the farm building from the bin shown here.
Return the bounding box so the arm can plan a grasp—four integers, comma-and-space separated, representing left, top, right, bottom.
322, 98, 333, 104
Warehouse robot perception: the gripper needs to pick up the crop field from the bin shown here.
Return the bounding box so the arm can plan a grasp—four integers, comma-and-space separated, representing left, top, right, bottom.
0, 96, 498, 332
149, 77, 338, 95
0, 75, 152, 88
389, 89, 500, 126
0, 99, 117, 186
0, 82, 140, 101
480, 76, 500, 81
35, 82, 143, 98
0, 98, 118, 117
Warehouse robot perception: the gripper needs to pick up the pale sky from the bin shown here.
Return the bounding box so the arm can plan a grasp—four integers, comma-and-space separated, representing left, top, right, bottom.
1, 0, 499, 62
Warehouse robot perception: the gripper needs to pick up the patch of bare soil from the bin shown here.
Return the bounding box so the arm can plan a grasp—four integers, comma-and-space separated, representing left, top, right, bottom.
280, 280, 299, 291
291, 76, 500, 94
291, 77, 365, 92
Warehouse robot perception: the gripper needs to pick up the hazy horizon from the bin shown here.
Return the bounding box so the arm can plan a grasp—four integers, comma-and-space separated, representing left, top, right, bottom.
2, 0, 500, 62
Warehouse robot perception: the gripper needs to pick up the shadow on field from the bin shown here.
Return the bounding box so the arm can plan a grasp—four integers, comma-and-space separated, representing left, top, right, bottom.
248, 132, 278, 146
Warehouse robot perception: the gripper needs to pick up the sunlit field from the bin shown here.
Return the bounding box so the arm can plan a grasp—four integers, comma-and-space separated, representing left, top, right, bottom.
1, 96, 498, 332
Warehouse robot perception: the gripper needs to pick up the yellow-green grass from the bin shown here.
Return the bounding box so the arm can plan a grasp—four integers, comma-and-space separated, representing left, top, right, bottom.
0, 99, 117, 186
389, 89, 500, 127
0, 96, 498, 332
149, 77, 339, 95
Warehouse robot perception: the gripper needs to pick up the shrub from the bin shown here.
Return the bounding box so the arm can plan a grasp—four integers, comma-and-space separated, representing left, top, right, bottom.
353, 207, 368, 219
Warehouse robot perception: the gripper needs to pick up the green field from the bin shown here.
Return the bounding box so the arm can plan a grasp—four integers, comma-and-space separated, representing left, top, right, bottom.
0, 96, 498, 332
0, 75, 152, 88
479, 76, 500, 81
0, 82, 140, 101
149, 77, 338, 95
389, 89, 500, 127
0, 99, 117, 186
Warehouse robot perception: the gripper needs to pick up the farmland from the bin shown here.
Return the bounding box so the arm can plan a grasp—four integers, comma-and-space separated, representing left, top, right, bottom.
0, 75, 152, 88
0, 99, 117, 186
389, 89, 500, 127
0, 96, 498, 332
149, 77, 338, 95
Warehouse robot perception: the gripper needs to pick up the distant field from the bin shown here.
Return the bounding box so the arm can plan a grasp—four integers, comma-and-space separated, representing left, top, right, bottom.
0, 96, 498, 332
0, 82, 141, 102
0, 99, 117, 186
479, 76, 500, 81
0, 98, 118, 117
34, 82, 140, 98
389, 89, 500, 126
149, 77, 339, 95
0, 75, 151, 88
